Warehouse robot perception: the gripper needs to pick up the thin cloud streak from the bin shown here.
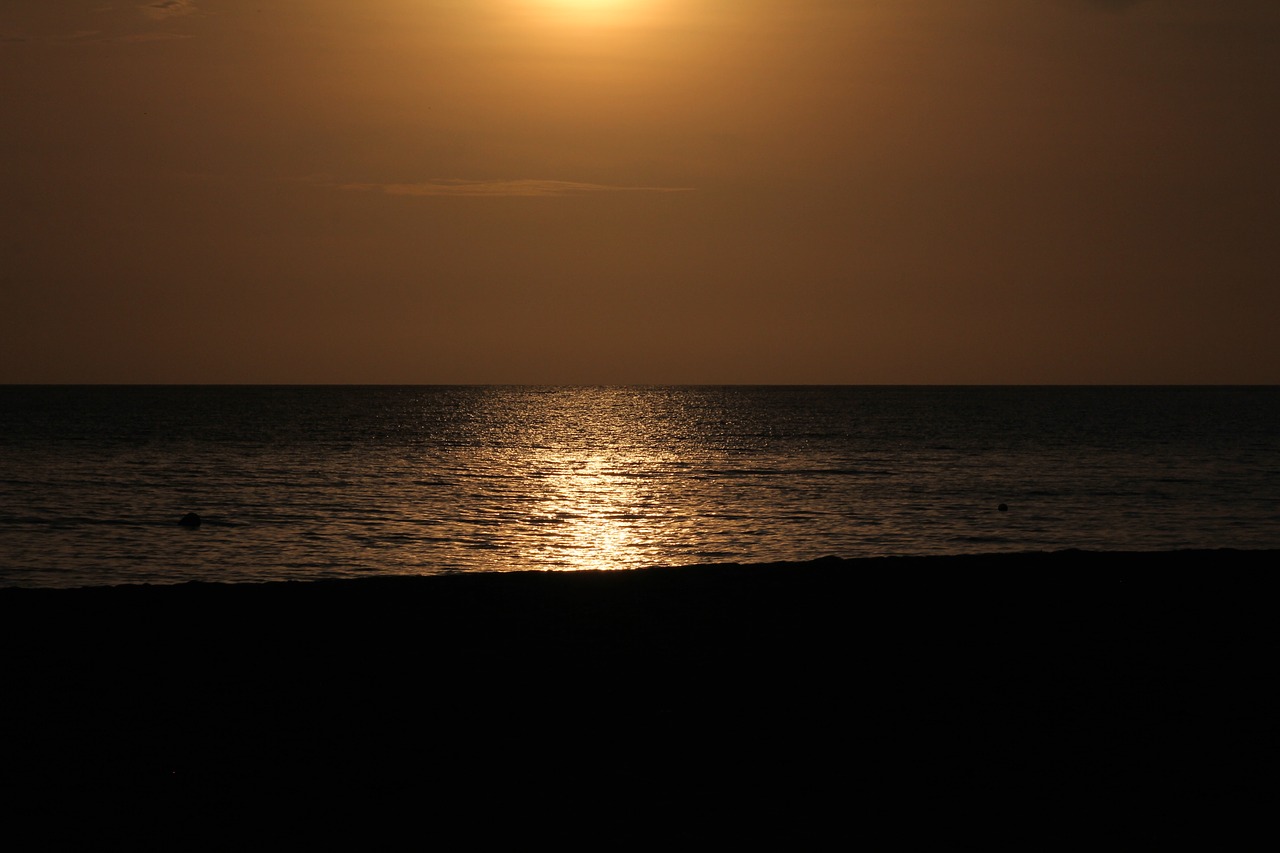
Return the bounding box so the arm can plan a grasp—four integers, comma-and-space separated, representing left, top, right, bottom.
142, 0, 197, 21
337, 178, 695, 198
10, 29, 194, 45
116, 31, 193, 42
1082, 0, 1149, 8
0, 2, 200, 44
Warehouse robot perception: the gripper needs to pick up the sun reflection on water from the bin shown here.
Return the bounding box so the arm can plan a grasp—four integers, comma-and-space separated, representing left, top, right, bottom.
473, 386, 688, 572
529, 455, 644, 570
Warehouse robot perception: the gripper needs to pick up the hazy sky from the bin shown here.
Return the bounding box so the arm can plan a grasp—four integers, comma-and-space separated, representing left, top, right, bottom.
3, 0, 1277, 383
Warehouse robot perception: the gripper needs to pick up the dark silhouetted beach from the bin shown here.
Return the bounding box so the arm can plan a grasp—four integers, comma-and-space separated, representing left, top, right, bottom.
3, 547, 1273, 834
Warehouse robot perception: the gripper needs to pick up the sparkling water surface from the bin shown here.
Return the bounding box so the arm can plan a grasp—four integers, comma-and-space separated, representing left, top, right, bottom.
2, 385, 1278, 588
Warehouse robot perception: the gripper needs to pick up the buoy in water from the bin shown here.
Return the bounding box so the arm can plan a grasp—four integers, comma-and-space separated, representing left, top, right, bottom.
997, 503, 1008, 512
179, 512, 202, 528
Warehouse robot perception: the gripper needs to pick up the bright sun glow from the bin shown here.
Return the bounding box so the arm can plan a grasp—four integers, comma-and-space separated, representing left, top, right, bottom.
550, 0, 633, 7
540, 0, 637, 10
517, 0, 662, 27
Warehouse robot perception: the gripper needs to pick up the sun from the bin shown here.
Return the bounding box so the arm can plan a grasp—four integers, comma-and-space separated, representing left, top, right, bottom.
550, 0, 631, 7
542, 0, 636, 9
517, 0, 659, 27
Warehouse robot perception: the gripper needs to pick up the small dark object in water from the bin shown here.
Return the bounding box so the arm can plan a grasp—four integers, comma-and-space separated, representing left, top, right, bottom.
997, 503, 1008, 512
179, 512, 202, 528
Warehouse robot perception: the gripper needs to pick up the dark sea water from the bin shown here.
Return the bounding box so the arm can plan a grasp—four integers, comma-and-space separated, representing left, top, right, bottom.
1, 385, 1277, 588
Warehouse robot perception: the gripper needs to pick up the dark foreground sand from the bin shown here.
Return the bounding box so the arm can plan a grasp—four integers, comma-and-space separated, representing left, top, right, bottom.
2, 549, 1274, 834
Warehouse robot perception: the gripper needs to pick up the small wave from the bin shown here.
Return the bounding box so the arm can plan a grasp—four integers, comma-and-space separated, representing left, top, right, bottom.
0, 516, 152, 529
0, 515, 57, 526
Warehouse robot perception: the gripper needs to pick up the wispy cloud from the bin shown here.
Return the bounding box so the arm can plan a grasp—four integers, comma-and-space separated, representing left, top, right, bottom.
336, 178, 695, 198
142, 0, 197, 21
1079, 0, 1149, 10
0, 3, 200, 44
118, 30, 193, 42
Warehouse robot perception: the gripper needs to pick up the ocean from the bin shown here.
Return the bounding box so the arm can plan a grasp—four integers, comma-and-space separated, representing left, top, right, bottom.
1, 385, 1277, 588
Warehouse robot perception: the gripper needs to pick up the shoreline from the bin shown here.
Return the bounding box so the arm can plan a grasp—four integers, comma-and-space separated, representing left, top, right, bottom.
2, 548, 1274, 811
3, 544, 1277, 592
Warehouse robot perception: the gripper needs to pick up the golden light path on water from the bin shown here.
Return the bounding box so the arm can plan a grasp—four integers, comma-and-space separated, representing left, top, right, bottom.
464, 386, 705, 573
529, 454, 645, 570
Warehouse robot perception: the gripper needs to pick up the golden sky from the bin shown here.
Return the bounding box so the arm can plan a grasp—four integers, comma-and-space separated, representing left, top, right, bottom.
3, 0, 1278, 383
